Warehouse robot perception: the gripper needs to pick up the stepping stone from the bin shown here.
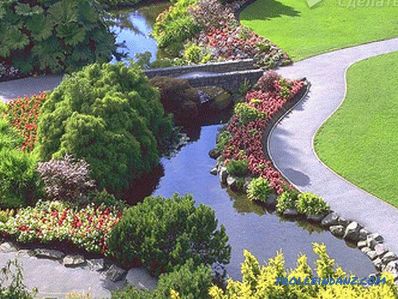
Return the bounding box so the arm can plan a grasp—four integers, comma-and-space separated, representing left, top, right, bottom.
357, 240, 367, 249
34, 249, 65, 260
358, 228, 370, 241
283, 208, 299, 217
361, 247, 371, 254
307, 214, 326, 223
87, 259, 106, 272
63, 255, 86, 267
218, 167, 228, 184
104, 264, 127, 282
0, 242, 17, 253
210, 167, 217, 175
366, 250, 378, 260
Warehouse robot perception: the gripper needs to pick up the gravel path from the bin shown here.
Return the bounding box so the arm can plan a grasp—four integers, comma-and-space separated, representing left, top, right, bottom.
269, 38, 398, 253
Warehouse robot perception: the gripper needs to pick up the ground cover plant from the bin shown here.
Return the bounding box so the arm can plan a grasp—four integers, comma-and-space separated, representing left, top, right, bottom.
35, 62, 174, 194
240, 0, 398, 60
0, 0, 115, 78
315, 51, 398, 207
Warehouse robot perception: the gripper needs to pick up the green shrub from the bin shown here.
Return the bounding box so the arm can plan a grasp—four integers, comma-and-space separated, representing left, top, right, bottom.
226, 159, 249, 177
98, 0, 141, 7
113, 260, 213, 299
153, 0, 201, 52
35, 62, 174, 193
108, 194, 231, 275
247, 177, 271, 203
0, 118, 23, 150
0, 149, 39, 208
216, 130, 231, 151
149, 76, 200, 125
296, 192, 330, 216
182, 43, 212, 64
0, 0, 115, 75
0, 260, 36, 298
276, 190, 299, 214
234, 103, 266, 125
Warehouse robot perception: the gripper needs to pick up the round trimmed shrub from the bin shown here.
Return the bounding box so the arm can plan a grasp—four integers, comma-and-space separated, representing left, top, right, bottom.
0, 0, 115, 75
234, 103, 266, 125
36, 62, 174, 193
247, 177, 271, 203
296, 192, 330, 216
107, 194, 231, 275
0, 149, 39, 208
276, 190, 299, 214
226, 159, 249, 177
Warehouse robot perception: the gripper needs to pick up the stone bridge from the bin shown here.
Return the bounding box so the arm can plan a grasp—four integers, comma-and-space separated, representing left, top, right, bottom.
144, 59, 264, 93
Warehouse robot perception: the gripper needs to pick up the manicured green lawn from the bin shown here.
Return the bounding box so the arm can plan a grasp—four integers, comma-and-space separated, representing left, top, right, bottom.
240, 0, 398, 60
315, 52, 398, 207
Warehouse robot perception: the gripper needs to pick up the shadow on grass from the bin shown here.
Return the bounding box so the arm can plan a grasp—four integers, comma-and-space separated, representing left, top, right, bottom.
241, 0, 300, 21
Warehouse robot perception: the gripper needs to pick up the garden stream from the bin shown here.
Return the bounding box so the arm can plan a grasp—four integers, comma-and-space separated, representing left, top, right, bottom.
113, 0, 375, 280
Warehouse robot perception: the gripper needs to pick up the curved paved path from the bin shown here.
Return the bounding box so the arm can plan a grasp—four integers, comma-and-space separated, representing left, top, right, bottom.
269, 38, 398, 253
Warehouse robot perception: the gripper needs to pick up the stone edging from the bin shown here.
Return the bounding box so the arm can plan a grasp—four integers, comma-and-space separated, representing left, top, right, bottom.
211, 82, 398, 282
0, 240, 128, 283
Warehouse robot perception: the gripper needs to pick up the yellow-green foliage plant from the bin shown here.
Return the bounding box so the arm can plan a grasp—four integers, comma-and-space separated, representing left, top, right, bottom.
209, 243, 398, 299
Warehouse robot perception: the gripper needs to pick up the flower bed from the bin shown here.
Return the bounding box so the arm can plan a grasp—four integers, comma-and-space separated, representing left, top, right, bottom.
5, 93, 47, 152
153, 0, 291, 68
0, 201, 122, 255
219, 73, 305, 193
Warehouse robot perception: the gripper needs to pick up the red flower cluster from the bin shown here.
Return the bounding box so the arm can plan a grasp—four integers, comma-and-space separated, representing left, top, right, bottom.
6, 93, 47, 151
222, 78, 305, 194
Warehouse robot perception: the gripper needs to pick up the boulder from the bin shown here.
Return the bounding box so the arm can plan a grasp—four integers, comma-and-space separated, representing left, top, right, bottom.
87, 259, 106, 272
104, 264, 127, 282
361, 247, 371, 254
374, 244, 388, 257
209, 149, 221, 159
34, 249, 65, 260
0, 242, 17, 253
357, 240, 367, 249
63, 255, 86, 267
283, 208, 299, 218
382, 252, 398, 264
329, 225, 345, 238
320, 212, 339, 227
366, 233, 384, 249
210, 167, 218, 175
358, 228, 370, 241
373, 257, 383, 271
307, 214, 326, 223
343, 221, 362, 242
227, 176, 237, 190
385, 261, 398, 273
219, 167, 228, 184
366, 250, 378, 260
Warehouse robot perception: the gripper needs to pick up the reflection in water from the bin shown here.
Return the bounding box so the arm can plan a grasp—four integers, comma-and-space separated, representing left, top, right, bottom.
129, 123, 374, 279
110, 1, 170, 62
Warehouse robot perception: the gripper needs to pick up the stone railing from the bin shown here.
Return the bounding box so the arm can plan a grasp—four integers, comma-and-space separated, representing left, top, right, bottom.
144, 59, 256, 79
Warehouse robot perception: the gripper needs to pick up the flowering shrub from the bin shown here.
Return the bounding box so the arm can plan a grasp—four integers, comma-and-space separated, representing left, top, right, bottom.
6, 93, 47, 152
296, 192, 330, 216
255, 71, 281, 92
221, 73, 305, 193
37, 155, 95, 202
0, 201, 122, 255
247, 177, 271, 203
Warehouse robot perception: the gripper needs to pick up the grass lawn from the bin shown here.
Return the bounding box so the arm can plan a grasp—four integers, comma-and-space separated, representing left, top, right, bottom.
314, 52, 398, 207
240, 0, 398, 60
